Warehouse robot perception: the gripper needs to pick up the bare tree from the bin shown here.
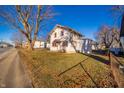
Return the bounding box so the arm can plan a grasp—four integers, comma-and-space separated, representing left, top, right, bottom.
11, 31, 25, 48
96, 25, 119, 49
96, 25, 120, 61
0, 5, 54, 50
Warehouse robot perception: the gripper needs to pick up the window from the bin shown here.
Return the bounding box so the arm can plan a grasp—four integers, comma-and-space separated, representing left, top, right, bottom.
62, 41, 68, 47
61, 31, 64, 36
52, 39, 60, 47
52, 42, 57, 47
54, 33, 57, 38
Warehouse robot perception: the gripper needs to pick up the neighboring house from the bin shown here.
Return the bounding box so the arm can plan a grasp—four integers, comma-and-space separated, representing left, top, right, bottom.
97, 43, 106, 50
110, 41, 123, 55
14, 42, 23, 48
34, 40, 46, 48
81, 38, 93, 54
46, 42, 50, 49
91, 41, 98, 50
96, 39, 123, 55
0, 43, 8, 48
0, 41, 13, 48
22, 40, 46, 49
81, 38, 99, 54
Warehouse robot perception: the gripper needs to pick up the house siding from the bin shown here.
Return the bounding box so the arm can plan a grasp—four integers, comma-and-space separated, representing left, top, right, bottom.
50, 26, 83, 53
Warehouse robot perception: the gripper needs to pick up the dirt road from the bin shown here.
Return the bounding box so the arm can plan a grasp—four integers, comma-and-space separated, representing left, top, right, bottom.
0, 48, 32, 88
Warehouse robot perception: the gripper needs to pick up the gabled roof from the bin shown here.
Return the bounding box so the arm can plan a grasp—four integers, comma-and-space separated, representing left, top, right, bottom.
49, 24, 83, 37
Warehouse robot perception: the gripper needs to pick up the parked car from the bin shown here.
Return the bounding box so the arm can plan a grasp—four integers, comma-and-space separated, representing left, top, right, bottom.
110, 48, 124, 55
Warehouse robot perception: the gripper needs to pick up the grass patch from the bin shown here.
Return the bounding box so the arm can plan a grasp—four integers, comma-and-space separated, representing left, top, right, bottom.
19, 49, 117, 88
117, 57, 124, 65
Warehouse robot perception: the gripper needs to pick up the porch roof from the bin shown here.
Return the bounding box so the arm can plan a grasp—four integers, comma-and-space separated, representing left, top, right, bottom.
52, 39, 61, 43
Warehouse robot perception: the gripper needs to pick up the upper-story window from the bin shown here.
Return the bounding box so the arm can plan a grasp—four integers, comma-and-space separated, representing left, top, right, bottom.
54, 33, 57, 38
61, 31, 64, 36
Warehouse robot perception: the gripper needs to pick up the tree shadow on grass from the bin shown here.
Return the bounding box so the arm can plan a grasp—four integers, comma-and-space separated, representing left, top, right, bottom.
83, 53, 110, 65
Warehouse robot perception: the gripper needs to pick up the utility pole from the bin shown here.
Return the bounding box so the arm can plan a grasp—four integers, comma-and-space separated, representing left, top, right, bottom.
120, 15, 124, 50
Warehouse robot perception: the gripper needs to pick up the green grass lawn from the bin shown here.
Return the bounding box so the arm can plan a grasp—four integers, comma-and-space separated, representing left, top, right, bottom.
19, 49, 117, 88
117, 57, 124, 65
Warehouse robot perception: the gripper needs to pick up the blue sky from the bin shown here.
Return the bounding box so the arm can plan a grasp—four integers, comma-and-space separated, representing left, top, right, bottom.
0, 5, 121, 43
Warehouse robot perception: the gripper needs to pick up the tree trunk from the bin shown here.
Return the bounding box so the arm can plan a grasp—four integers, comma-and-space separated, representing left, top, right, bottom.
27, 39, 34, 51
69, 36, 78, 53
69, 40, 78, 53
105, 45, 111, 62
32, 33, 37, 48
108, 49, 111, 62
32, 40, 36, 49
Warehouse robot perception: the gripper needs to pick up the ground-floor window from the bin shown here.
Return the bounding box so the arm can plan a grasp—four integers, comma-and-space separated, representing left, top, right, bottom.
52, 42, 58, 47
62, 41, 68, 47
52, 39, 61, 47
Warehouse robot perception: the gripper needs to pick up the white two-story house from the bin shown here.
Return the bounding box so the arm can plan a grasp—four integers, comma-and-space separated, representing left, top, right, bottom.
49, 24, 84, 53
